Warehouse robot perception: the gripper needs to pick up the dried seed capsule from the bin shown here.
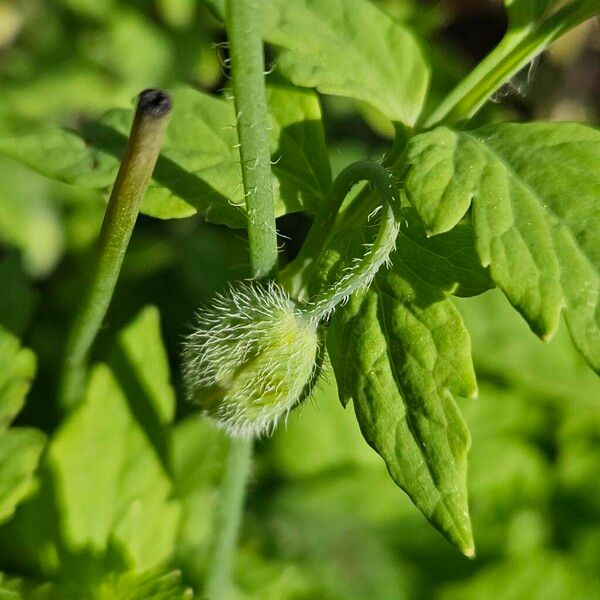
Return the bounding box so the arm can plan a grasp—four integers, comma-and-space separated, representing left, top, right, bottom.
182, 282, 318, 438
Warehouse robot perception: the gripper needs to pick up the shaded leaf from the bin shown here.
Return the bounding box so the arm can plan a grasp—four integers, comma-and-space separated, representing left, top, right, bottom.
396, 209, 493, 297
406, 122, 600, 372
0, 85, 330, 226
47, 363, 180, 570
0, 256, 38, 336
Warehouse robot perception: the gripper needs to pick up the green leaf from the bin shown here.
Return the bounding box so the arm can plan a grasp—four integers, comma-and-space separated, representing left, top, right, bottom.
109, 304, 176, 429
0, 326, 44, 525
0, 569, 193, 600
93, 568, 193, 600
0, 256, 38, 337
324, 230, 477, 554
405, 122, 600, 372
46, 308, 180, 570
0, 307, 180, 578
267, 83, 332, 215
0, 85, 330, 226
0, 157, 63, 277
396, 210, 493, 297
262, 0, 430, 126
47, 363, 180, 570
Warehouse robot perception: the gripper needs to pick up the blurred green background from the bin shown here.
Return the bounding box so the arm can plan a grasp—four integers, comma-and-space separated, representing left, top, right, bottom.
0, 0, 599, 598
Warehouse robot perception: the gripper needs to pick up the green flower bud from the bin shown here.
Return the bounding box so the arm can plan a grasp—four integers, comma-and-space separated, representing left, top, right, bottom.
182, 282, 318, 438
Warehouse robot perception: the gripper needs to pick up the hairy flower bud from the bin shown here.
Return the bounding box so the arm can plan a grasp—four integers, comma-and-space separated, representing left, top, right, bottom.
182, 282, 318, 438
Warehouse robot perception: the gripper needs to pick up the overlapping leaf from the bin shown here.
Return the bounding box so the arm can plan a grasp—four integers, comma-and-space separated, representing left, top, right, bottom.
396, 209, 492, 297
405, 122, 600, 372
314, 228, 477, 554
0, 85, 330, 226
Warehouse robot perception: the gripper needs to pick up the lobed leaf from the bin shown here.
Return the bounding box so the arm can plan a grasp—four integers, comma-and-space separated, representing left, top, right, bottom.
406, 122, 600, 372
322, 230, 477, 554
0, 85, 330, 226
262, 0, 430, 126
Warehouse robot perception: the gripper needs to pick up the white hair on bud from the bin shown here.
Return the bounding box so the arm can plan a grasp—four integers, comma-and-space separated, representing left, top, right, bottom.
182, 281, 318, 438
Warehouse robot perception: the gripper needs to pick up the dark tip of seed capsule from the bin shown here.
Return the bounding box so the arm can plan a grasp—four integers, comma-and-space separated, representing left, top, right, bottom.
138, 88, 172, 118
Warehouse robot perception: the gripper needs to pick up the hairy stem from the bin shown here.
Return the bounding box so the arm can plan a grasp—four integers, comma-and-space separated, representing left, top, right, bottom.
205, 1, 278, 598
282, 161, 402, 315
423, 0, 600, 128
58, 89, 172, 410
228, 0, 278, 279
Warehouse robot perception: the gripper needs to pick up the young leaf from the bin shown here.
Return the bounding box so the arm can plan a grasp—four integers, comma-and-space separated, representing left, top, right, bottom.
323, 230, 477, 554
0, 85, 330, 227
262, 0, 430, 126
0, 326, 44, 525
405, 122, 600, 372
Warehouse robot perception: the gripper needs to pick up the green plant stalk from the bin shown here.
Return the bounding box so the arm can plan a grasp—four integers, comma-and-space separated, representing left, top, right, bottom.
283, 161, 401, 310
205, 1, 278, 599
306, 163, 400, 319
423, 0, 600, 127
58, 89, 172, 410
228, 0, 278, 279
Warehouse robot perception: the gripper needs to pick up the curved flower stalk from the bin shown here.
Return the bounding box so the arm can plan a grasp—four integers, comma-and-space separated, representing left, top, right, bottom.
183, 161, 403, 438
305, 161, 403, 322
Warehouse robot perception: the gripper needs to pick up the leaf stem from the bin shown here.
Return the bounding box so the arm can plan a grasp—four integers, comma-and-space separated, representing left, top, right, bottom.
58, 89, 172, 410
204, 1, 278, 598
422, 0, 600, 128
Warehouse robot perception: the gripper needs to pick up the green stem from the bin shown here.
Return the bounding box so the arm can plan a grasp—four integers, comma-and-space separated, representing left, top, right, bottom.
282, 161, 401, 318
307, 162, 402, 320
58, 89, 172, 410
227, 0, 278, 279
205, 438, 253, 600
423, 0, 600, 128
205, 2, 278, 598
